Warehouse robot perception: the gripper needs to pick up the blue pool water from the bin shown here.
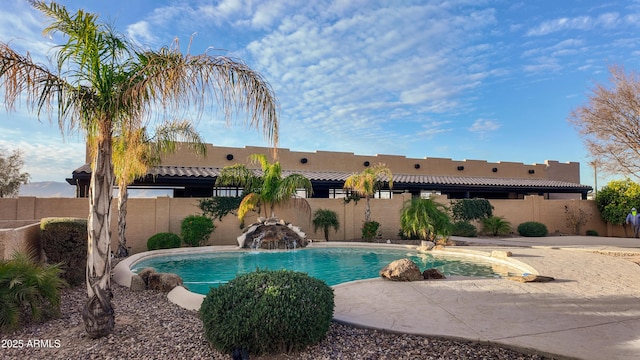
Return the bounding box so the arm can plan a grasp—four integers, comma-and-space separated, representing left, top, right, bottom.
131, 247, 517, 295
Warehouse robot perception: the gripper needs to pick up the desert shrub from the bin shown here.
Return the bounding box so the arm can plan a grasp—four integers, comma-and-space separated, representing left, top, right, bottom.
481, 216, 511, 236
451, 199, 493, 222
181, 215, 215, 247
586, 229, 599, 236
517, 222, 548, 237
361, 220, 380, 241
40, 217, 87, 286
147, 232, 181, 251
200, 269, 334, 356
0, 252, 67, 331
451, 221, 478, 237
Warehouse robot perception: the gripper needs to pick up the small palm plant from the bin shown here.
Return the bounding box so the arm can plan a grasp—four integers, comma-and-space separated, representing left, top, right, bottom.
312, 209, 340, 241
216, 154, 313, 223
481, 216, 512, 236
400, 198, 452, 242
0, 252, 67, 330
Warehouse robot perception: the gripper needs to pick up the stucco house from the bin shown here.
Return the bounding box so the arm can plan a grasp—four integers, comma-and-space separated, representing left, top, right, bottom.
66, 144, 592, 200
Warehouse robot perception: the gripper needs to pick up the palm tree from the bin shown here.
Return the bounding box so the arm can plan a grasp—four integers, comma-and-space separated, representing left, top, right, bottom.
0, 1, 278, 338
112, 120, 206, 257
481, 216, 512, 236
312, 209, 340, 241
216, 153, 313, 223
343, 164, 393, 223
400, 198, 452, 241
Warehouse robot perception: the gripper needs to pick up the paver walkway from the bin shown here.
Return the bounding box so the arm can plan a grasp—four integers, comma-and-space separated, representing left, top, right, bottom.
332, 242, 640, 360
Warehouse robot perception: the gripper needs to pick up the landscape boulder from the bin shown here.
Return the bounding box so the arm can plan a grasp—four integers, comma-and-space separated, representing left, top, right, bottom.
380, 258, 423, 281
137, 267, 157, 286
491, 250, 513, 258
506, 274, 555, 283
422, 268, 446, 279
129, 274, 146, 292
147, 272, 184, 292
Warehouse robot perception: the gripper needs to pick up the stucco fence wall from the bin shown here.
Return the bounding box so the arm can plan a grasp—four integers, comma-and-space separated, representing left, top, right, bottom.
0, 194, 623, 259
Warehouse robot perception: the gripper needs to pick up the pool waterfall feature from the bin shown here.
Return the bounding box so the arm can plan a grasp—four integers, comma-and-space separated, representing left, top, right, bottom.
237, 217, 308, 249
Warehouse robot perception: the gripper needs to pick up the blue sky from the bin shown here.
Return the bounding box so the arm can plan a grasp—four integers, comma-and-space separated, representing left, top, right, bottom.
2, 0, 640, 189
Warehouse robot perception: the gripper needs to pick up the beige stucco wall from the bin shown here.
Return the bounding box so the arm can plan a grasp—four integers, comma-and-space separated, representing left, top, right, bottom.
1, 223, 41, 260
0, 194, 617, 259
158, 144, 581, 181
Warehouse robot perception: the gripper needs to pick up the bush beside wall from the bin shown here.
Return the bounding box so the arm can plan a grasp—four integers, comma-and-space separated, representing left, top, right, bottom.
40, 217, 87, 286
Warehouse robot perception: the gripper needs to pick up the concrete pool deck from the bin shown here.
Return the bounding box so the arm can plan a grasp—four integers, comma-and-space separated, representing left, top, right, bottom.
114, 237, 640, 359
333, 237, 640, 360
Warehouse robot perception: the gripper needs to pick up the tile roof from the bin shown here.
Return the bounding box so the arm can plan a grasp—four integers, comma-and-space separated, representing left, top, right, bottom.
72, 164, 591, 190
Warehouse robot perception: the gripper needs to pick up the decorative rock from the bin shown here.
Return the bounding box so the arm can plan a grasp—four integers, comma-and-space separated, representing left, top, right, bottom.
491, 250, 513, 258
137, 267, 157, 286
506, 274, 555, 283
422, 268, 446, 279
417, 241, 435, 252
130, 274, 146, 292
433, 244, 446, 250
237, 217, 308, 249
148, 272, 184, 292
380, 258, 423, 281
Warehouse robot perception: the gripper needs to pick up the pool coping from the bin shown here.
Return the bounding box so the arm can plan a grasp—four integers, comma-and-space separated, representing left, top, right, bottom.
112, 242, 538, 311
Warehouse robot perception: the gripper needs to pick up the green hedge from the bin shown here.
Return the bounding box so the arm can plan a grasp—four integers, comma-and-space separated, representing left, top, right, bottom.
40, 217, 87, 286
200, 269, 334, 356
181, 215, 215, 247
147, 232, 181, 251
517, 221, 548, 237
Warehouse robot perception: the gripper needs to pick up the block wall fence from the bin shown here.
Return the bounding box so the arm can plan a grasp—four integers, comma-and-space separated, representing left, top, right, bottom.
0, 195, 627, 259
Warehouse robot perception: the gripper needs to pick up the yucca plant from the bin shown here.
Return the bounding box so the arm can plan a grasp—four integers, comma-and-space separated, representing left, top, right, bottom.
481, 216, 512, 236
0, 252, 67, 331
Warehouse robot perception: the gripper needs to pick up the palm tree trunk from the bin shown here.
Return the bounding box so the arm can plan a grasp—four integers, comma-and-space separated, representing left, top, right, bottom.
82, 136, 115, 339
116, 185, 129, 257
364, 197, 371, 223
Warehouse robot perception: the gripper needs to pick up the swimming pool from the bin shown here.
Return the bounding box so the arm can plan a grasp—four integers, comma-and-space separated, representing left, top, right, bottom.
131, 246, 522, 295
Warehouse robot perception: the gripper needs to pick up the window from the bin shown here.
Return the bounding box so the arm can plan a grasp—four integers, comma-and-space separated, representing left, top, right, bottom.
212, 187, 243, 197
374, 190, 392, 199
420, 190, 441, 199
329, 189, 348, 199
295, 188, 309, 198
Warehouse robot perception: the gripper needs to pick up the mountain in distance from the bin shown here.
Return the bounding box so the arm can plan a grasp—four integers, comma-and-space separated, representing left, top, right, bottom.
19, 181, 75, 197
19, 182, 173, 198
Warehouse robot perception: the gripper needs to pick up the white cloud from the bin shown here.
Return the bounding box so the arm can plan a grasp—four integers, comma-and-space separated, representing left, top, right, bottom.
469, 119, 501, 135
526, 12, 638, 36
127, 21, 158, 46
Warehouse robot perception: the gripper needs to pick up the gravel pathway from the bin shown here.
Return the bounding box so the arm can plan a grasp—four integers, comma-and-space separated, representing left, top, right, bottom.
1, 283, 557, 360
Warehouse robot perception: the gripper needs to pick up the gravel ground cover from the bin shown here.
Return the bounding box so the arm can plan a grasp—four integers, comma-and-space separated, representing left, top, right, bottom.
2, 283, 557, 360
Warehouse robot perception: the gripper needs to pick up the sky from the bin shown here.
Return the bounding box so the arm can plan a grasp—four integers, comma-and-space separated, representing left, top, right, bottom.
2, 0, 640, 190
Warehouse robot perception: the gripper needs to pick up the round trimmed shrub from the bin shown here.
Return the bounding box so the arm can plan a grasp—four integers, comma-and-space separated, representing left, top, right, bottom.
181, 215, 215, 247
147, 232, 181, 251
586, 229, 599, 236
517, 221, 548, 237
200, 269, 335, 356
451, 221, 477, 237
